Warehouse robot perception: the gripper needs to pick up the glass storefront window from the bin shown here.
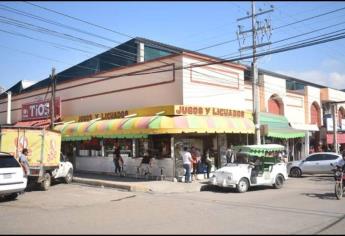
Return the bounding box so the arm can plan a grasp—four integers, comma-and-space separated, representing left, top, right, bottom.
76, 138, 133, 158
136, 135, 171, 159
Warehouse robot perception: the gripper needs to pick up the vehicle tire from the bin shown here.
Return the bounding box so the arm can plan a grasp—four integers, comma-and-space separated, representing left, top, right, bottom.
5, 193, 18, 201
40, 172, 51, 191
236, 178, 249, 193
335, 182, 343, 200
274, 174, 284, 189
290, 167, 302, 178
64, 168, 73, 184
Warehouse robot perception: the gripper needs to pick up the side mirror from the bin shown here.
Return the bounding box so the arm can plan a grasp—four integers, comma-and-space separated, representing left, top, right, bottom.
330, 163, 334, 167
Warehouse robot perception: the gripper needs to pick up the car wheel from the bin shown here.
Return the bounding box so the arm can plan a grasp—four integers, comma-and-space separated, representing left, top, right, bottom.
236, 178, 249, 193
40, 172, 51, 191
5, 193, 18, 201
290, 167, 302, 177
64, 169, 73, 184
274, 174, 284, 189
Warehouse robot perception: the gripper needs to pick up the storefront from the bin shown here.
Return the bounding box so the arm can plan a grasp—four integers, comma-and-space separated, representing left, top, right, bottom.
259, 112, 306, 161
55, 105, 255, 180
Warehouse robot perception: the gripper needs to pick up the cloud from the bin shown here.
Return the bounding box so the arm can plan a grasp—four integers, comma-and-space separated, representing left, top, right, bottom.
275, 69, 345, 89
321, 58, 345, 72
276, 58, 345, 89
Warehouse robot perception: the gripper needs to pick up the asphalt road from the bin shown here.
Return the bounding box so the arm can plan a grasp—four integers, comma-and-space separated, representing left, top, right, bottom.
0, 175, 344, 234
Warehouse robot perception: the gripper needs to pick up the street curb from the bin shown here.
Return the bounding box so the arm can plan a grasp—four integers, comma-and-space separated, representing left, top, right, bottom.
72, 177, 151, 192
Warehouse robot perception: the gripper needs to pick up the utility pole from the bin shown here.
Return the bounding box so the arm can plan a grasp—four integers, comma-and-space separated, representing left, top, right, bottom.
50, 67, 56, 130
237, 1, 273, 145
6, 91, 11, 125
332, 103, 338, 153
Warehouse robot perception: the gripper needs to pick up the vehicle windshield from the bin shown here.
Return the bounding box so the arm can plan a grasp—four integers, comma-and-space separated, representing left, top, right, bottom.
0, 154, 21, 168
233, 153, 256, 164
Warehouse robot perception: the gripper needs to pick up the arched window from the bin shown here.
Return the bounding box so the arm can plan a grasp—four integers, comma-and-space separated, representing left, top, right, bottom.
268, 95, 284, 115
310, 102, 320, 126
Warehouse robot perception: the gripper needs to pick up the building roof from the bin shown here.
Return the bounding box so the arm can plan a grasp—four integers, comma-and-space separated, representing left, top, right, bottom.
1, 36, 339, 98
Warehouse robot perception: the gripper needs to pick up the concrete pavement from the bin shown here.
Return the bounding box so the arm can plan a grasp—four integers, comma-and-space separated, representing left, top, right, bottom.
73, 171, 207, 193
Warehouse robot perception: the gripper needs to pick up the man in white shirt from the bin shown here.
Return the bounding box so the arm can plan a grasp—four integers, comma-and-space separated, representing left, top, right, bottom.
181, 146, 193, 183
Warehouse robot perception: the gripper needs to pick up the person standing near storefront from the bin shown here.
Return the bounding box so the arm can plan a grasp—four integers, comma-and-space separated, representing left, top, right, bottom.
19, 148, 30, 177
182, 146, 193, 183
226, 145, 234, 164
113, 145, 123, 175
203, 150, 212, 179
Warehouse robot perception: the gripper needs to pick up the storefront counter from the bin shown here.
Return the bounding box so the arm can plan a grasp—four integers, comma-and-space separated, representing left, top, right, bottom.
75, 155, 174, 179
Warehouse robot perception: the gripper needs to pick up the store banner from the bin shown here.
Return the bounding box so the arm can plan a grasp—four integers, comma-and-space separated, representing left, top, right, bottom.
22, 97, 61, 121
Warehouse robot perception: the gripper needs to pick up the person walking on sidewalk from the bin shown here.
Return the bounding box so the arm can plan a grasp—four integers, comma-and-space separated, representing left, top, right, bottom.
182, 146, 193, 183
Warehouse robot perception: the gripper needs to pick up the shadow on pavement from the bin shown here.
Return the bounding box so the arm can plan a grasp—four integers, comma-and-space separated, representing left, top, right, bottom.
302, 192, 336, 200
74, 172, 158, 183
199, 184, 274, 193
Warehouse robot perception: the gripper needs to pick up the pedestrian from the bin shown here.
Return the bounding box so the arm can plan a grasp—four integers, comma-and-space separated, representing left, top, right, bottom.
225, 145, 234, 164
203, 150, 212, 179
182, 146, 193, 183
19, 148, 30, 177
113, 146, 123, 176
139, 152, 152, 176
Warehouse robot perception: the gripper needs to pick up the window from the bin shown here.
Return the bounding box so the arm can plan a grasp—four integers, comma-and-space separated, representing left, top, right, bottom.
0, 155, 20, 168
286, 80, 305, 91
323, 154, 340, 161
137, 135, 171, 158
144, 46, 171, 61
306, 154, 324, 161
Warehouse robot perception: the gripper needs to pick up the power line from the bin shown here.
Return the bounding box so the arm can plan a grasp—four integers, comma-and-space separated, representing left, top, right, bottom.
194, 5, 345, 52
274, 6, 345, 30
95, 30, 345, 79
0, 4, 130, 47
0, 28, 93, 54
0, 16, 138, 62
11, 2, 251, 82
2, 1, 342, 94
24, 1, 134, 39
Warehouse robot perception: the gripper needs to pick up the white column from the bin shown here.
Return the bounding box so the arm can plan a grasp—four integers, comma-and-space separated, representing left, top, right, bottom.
304, 131, 310, 158
6, 91, 11, 124
137, 42, 145, 62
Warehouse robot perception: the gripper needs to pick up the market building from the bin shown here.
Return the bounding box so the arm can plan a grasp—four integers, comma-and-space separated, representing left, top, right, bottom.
1, 37, 345, 179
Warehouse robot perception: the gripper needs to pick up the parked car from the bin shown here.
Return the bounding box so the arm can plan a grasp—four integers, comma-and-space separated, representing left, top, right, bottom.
0, 152, 27, 200
287, 152, 342, 177
209, 144, 288, 193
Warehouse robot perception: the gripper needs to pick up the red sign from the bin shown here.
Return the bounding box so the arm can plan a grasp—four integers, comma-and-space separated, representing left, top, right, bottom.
22, 97, 61, 121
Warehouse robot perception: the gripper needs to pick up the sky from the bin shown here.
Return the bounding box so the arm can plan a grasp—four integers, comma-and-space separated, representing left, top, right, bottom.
1, 1, 345, 91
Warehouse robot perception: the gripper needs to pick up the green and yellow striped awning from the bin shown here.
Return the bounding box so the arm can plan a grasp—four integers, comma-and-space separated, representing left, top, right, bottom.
54, 115, 255, 141
259, 112, 305, 139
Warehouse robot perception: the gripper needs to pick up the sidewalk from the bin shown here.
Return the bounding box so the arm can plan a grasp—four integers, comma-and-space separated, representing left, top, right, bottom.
72, 171, 209, 193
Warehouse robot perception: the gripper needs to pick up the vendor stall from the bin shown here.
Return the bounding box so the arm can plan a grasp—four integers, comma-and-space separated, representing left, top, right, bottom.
55, 115, 255, 180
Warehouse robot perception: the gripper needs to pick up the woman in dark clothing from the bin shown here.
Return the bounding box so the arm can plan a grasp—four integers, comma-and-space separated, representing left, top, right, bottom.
113, 146, 123, 175
203, 150, 212, 179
